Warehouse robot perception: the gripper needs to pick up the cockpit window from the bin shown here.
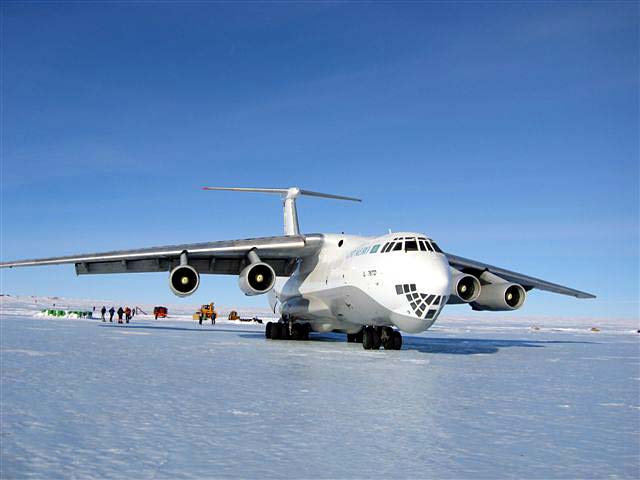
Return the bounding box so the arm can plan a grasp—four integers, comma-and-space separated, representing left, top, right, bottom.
431, 242, 443, 253
393, 241, 403, 251
405, 239, 418, 252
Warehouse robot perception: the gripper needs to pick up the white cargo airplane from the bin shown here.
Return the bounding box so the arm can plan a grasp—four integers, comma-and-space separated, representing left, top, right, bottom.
0, 187, 594, 350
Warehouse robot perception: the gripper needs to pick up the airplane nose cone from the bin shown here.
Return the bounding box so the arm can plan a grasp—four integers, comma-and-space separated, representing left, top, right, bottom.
389, 255, 451, 333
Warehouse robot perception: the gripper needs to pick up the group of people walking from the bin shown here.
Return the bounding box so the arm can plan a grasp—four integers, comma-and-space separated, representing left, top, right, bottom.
100, 306, 135, 324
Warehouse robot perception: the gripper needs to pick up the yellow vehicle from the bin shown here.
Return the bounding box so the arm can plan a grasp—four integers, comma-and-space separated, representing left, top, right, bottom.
195, 303, 217, 324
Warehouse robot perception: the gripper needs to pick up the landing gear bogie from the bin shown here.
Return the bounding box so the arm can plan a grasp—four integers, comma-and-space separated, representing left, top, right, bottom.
362, 326, 401, 350
266, 321, 309, 341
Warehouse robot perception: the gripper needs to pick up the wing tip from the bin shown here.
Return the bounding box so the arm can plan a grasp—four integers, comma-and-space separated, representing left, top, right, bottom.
571, 290, 596, 299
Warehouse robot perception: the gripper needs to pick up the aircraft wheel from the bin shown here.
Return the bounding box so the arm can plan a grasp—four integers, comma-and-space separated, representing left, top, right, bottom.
271, 323, 281, 340
362, 328, 372, 350
265, 322, 273, 339
281, 324, 291, 340
301, 324, 310, 340
291, 323, 302, 340
393, 331, 403, 350
370, 328, 381, 350
381, 327, 395, 349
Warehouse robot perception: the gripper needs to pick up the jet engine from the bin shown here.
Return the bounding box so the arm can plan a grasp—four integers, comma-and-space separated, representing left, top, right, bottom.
238, 250, 276, 296
449, 269, 481, 303
471, 282, 526, 311
169, 264, 200, 297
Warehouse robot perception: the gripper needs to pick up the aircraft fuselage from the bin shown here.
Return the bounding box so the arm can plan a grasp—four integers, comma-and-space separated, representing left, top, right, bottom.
276, 232, 451, 334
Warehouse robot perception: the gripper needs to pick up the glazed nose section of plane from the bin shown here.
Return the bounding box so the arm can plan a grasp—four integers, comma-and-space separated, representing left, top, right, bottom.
390, 254, 451, 333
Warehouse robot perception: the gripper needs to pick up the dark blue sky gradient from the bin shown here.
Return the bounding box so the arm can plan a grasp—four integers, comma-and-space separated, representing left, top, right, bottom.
2, 2, 638, 319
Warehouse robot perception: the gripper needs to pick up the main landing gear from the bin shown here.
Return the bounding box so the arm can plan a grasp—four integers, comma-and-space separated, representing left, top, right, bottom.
265, 321, 310, 341
359, 326, 402, 350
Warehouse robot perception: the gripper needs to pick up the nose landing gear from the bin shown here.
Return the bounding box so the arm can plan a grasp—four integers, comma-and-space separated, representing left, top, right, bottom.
362, 326, 402, 350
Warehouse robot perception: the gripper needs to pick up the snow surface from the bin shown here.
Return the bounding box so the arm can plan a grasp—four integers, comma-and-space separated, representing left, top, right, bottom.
1, 296, 639, 478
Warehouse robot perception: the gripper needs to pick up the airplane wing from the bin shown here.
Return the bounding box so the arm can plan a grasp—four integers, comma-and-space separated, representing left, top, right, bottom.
446, 253, 595, 299
0, 234, 323, 277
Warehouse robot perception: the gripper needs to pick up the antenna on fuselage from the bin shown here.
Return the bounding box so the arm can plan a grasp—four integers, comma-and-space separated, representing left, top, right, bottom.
202, 186, 361, 236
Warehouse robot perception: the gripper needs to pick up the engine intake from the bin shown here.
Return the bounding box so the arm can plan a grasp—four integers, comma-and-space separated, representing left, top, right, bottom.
471, 282, 526, 311
239, 262, 276, 296
169, 264, 200, 297
449, 270, 481, 303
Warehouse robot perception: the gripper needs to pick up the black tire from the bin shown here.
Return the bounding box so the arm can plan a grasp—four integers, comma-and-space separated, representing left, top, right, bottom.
265, 322, 273, 339
393, 331, 402, 350
362, 328, 372, 350
371, 328, 381, 350
271, 323, 281, 340
301, 324, 310, 341
281, 324, 290, 340
292, 323, 301, 340
347, 333, 355, 343
381, 327, 394, 349
355, 330, 363, 343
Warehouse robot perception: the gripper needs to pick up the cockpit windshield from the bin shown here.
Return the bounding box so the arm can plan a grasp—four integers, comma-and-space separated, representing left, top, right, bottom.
377, 236, 442, 254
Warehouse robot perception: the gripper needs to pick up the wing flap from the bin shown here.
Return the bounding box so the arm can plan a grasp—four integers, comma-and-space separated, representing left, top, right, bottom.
74, 257, 296, 276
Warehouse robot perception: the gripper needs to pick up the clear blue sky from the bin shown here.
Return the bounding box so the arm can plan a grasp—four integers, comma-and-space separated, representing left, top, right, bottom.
1, 2, 638, 319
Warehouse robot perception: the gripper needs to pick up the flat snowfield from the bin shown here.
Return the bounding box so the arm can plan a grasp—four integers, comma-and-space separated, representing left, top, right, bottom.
1, 314, 638, 479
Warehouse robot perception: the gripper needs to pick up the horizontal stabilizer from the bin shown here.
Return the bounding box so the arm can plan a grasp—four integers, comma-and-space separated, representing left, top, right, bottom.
202, 186, 361, 202
202, 186, 361, 235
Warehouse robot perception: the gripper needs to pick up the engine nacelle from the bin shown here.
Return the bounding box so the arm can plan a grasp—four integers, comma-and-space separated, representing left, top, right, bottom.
239, 262, 276, 296
449, 270, 481, 303
471, 282, 526, 311
169, 264, 200, 297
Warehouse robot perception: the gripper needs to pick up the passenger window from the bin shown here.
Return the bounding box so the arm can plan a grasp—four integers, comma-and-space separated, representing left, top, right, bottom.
405, 240, 418, 252
370, 244, 380, 254
393, 242, 403, 251
431, 242, 443, 253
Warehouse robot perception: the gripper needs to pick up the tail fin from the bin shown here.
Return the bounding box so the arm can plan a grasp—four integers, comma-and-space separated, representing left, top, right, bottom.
202, 186, 361, 235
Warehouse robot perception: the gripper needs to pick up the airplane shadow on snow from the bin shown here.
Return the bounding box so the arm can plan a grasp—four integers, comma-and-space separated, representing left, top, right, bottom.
302, 334, 596, 355
398, 336, 595, 355
98, 324, 596, 355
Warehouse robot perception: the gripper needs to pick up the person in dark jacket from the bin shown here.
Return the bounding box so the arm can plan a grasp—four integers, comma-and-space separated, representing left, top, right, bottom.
101, 306, 107, 322
109, 307, 115, 322
117, 307, 124, 324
